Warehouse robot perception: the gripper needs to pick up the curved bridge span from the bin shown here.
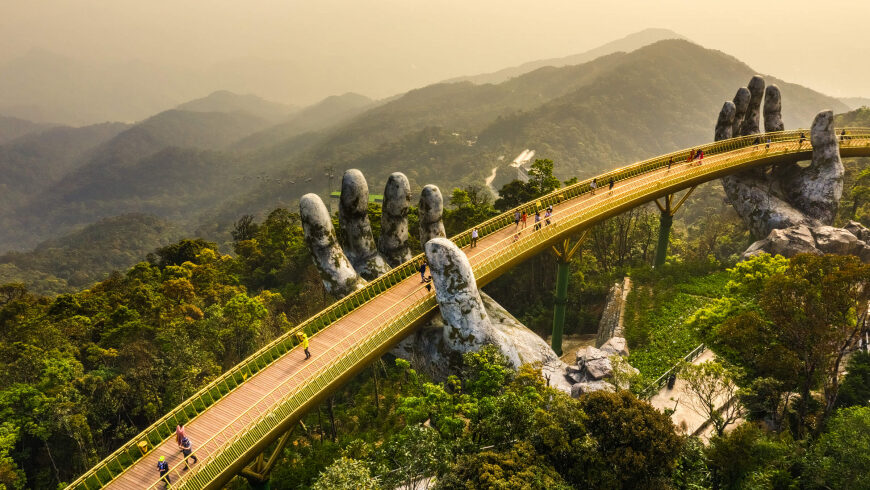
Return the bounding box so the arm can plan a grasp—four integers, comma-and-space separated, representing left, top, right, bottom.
69, 129, 870, 489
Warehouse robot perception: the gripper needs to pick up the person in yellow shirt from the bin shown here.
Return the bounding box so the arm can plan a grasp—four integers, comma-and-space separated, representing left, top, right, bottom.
297, 332, 310, 360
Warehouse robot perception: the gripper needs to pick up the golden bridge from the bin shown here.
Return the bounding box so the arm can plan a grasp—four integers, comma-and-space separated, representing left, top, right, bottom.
68, 128, 870, 489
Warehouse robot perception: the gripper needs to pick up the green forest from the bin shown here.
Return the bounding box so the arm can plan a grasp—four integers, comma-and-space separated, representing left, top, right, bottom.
1, 155, 869, 489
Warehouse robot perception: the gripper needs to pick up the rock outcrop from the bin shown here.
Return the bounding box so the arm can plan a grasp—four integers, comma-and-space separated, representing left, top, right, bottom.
338, 169, 390, 279
595, 277, 631, 347
743, 222, 870, 262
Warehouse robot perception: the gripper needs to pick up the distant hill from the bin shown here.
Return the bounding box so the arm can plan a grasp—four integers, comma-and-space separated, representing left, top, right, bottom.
0, 121, 129, 212
199, 39, 847, 235
233, 92, 375, 151
0, 109, 272, 250
0, 115, 56, 144
0, 213, 178, 294
176, 90, 297, 122
445, 28, 687, 86
840, 97, 870, 110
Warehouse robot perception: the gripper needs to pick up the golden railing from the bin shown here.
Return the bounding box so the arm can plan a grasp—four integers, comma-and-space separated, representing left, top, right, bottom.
66, 128, 870, 489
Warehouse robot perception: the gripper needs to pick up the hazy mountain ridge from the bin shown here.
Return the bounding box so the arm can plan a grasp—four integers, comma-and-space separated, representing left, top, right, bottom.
232, 92, 376, 151
444, 28, 687, 86
0, 115, 56, 144
176, 90, 298, 122
0, 121, 130, 211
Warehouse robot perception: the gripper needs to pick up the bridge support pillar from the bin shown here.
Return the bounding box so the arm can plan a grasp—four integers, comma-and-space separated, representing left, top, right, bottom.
653, 186, 695, 268
550, 231, 588, 356
239, 423, 299, 487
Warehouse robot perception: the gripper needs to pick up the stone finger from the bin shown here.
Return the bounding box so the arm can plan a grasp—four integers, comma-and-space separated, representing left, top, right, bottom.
339, 169, 390, 279
783, 111, 843, 223
731, 87, 751, 137
424, 237, 495, 353
378, 172, 412, 267
418, 184, 446, 247
715, 101, 736, 141
300, 193, 366, 297
739, 76, 764, 136
763, 84, 784, 132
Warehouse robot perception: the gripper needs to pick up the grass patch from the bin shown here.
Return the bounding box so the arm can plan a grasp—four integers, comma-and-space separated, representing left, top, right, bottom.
624, 267, 728, 382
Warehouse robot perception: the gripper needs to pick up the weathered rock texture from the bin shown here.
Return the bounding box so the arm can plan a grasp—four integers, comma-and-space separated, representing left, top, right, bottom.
338, 169, 390, 279
716, 77, 848, 254
763, 85, 784, 132
595, 277, 631, 347
378, 172, 413, 266
743, 222, 870, 263
419, 185, 446, 247
300, 193, 366, 297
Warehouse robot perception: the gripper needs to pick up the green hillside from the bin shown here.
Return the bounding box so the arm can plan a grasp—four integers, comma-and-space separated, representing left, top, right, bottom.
0, 122, 129, 212
0, 213, 179, 294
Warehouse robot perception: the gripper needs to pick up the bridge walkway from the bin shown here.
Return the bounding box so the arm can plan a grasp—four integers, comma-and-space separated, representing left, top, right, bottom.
67, 129, 870, 489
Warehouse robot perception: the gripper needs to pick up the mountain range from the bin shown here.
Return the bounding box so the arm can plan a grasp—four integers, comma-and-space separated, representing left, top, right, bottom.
0, 35, 859, 292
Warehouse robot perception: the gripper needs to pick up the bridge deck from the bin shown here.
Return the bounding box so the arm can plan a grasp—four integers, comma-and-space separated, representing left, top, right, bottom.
73, 130, 870, 489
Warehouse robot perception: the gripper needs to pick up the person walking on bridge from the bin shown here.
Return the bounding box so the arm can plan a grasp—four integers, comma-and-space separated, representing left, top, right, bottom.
297, 332, 310, 360
608, 177, 615, 194
534, 211, 541, 230
470, 228, 479, 248
521, 211, 528, 229
667, 157, 673, 171
799, 132, 807, 148
419, 259, 428, 283
157, 455, 171, 488
514, 210, 521, 230
179, 433, 198, 469
590, 178, 597, 195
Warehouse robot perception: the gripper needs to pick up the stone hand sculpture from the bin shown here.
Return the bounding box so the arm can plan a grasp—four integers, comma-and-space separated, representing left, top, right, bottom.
300, 170, 418, 297
715, 76, 844, 238
300, 169, 575, 394
715, 77, 870, 260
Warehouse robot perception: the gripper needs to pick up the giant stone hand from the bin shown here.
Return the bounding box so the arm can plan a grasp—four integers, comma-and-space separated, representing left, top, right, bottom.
301, 170, 424, 297
714, 77, 870, 260
715, 76, 843, 238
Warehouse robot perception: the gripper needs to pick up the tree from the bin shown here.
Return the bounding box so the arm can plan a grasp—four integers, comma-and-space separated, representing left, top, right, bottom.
759, 254, 870, 432
575, 391, 682, 487
680, 360, 745, 436
836, 350, 870, 408
804, 406, 870, 489
435, 442, 570, 490
311, 457, 378, 490
494, 159, 561, 211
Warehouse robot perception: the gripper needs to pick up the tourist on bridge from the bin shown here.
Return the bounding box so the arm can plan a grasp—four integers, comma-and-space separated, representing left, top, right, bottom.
667, 157, 673, 171
534, 211, 541, 230
179, 433, 198, 469
470, 228, 479, 248
799, 132, 807, 148
157, 455, 171, 488
297, 332, 310, 360
514, 210, 521, 229
419, 259, 428, 283
590, 178, 597, 194
688, 149, 696, 162
696, 149, 704, 165
841, 129, 849, 142
544, 207, 552, 226
608, 177, 615, 193
521, 211, 528, 229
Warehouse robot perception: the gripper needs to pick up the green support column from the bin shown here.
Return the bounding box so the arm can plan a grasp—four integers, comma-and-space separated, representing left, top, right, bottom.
551, 260, 570, 356
652, 186, 695, 268
654, 211, 673, 268
550, 233, 588, 356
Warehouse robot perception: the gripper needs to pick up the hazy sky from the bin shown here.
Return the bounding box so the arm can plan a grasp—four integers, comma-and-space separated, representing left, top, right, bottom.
2, 0, 869, 103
